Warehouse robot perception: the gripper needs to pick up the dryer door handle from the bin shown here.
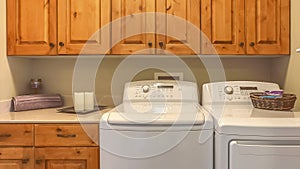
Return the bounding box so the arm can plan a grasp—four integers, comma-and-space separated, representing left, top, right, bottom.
231, 141, 300, 156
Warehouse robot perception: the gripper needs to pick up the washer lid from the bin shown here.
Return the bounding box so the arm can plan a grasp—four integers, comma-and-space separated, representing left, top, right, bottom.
107, 112, 204, 126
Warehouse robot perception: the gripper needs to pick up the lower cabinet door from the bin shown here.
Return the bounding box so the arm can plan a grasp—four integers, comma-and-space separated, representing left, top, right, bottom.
0, 147, 34, 169
35, 147, 99, 169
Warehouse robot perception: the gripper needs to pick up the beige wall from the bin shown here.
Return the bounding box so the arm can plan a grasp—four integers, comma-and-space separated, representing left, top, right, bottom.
30, 57, 273, 106
271, 57, 290, 89
283, 0, 300, 110
0, 0, 32, 101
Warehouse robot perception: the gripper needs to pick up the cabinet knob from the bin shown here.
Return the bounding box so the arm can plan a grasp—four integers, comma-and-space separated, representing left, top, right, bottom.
49, 43, 55, 48
59, 42, 65, 47
36, 159, 43, 165
22, 159, 29, 164
159, 41, 164, 49
148, 42, 153, 48
249, 42, 255, 47
239, 42, 245, 47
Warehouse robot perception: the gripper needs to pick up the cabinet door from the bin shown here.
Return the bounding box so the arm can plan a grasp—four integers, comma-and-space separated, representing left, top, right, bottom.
111, 0, 156, 54
35, 147, 98, 169
0, 147, 34, 169
156, 0, 201, 54
201, 0, 245, 54
7, 0, 57, 55
58, 0, 111, 54
246, 0, 290, 54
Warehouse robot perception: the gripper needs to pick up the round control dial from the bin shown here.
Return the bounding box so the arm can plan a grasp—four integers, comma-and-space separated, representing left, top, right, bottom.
224, 86, 234, 95
142, 85, 150, 93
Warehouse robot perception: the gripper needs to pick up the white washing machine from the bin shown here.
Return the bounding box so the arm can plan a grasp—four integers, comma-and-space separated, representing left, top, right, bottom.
100, 80, 213, 169
202, 81, 300, 169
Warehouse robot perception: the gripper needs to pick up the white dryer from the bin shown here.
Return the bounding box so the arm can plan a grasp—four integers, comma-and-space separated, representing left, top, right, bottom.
203, 81, 300, 169
100, 80, 213, 169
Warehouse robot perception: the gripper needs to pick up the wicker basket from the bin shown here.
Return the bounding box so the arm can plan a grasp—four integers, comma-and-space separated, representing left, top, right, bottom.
250, 92, 297, 111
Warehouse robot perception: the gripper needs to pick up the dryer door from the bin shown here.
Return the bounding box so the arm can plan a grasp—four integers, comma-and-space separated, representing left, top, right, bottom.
230, 141, 300, 169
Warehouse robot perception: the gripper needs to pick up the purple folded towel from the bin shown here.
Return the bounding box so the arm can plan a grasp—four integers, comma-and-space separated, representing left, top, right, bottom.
12, 94, 63, 112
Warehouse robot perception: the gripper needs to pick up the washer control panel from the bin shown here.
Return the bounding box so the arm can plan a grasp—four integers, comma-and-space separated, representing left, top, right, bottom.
123, 80, 199, 103
202, 81, 280, 105
218, 85, 259, 102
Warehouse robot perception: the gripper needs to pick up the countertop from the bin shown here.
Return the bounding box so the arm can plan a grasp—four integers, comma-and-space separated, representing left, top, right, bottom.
0, 108, 112, 123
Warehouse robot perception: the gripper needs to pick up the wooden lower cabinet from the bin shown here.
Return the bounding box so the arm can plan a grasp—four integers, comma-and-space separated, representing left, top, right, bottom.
0, 124, 34, 146
0, 124, 99, 169
34, 124, 98, 147
0, 124, 34, 169
35, 124, 99, 169
35, 147, 99, 169
0, 147, 34, 169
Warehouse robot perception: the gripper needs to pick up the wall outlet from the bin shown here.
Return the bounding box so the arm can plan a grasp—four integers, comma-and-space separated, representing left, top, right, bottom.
154, 72, 183, 81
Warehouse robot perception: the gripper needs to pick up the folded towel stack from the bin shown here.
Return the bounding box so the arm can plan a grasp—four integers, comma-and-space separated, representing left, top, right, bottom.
12, 94, 63, 112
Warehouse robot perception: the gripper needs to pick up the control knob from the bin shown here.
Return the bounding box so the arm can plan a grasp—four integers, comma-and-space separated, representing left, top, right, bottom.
142, 85, 150, 93
224, 86, 234, 95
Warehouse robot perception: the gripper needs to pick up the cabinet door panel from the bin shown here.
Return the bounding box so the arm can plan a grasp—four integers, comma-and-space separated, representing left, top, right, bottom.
0, 162, 22, 169
246, 0, 290, 54
58, 0, 110, 54
7, 0, 57, 55
111, 0, 155, 54
157, 0, 201, 54
35, 147, 98, 169
201, 0, 245, 54
0, 148, 34, 169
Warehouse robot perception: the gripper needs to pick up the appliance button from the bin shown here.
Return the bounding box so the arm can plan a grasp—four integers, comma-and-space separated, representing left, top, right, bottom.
224, 86, 234, 95
142, 85, 150, 93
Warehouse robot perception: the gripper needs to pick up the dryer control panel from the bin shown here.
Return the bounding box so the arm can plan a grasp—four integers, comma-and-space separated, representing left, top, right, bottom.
123, 80, 199, 103
202, 81, 280, 105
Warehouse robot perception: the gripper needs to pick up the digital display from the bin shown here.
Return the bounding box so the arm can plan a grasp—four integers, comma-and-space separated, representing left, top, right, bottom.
157, 85, 174, 89
240, 87, 258, 90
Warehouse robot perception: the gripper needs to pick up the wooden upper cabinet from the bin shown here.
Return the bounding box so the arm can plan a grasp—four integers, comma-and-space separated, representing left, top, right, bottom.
7, 0, 57, 55
111, 0, 201, 55
246, 0, 290, 54
58, 0, 111, 54
111, 0, 156, 54
202, 0, 290, 55
7, 0, 110, 56
201, 0, 245, 54
7, 0, 289, 55
157, 0, 201, 54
